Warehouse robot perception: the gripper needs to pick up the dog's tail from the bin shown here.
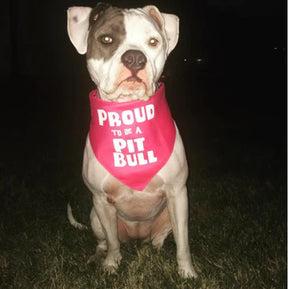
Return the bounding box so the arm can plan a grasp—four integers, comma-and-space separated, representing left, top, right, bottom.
67, 203, 88, 230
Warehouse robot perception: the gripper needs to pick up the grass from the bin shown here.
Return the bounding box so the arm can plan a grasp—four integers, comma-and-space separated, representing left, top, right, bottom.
0, 106, 286, 288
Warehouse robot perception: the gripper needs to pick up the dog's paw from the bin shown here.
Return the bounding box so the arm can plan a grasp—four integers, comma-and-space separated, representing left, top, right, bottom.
103, 263, 118, 274
102, 252, 122, 274
87, 245, 108, 265
178, 266, 198, 279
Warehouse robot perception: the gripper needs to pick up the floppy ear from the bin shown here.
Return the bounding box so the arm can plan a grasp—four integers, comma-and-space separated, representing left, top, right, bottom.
67, 7, 92, 54
143, 5, 179, 55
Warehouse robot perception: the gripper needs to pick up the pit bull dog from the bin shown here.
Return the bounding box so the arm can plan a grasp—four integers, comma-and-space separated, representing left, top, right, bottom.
67, 3, 198, 278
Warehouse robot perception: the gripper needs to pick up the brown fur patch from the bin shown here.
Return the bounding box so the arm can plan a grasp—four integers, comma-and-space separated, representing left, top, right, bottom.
87, 7, 126, 61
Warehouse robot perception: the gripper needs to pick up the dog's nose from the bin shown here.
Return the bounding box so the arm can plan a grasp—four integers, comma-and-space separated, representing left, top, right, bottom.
121, 50, 147, 74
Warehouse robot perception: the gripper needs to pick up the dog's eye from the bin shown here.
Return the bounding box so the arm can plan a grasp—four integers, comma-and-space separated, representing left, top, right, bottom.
100, 35, 113, 44
148, 37, 159, 47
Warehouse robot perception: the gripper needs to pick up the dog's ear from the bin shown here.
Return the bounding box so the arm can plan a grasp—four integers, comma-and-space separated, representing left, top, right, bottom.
67, 7, 92, 54
67, 4, 111, 54
143, 6, 179, 55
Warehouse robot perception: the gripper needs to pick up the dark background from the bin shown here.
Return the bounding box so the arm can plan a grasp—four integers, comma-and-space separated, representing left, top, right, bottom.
0, 0, 286, 171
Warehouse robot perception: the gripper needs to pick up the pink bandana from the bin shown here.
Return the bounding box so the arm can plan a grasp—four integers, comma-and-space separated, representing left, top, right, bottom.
89, 83, 176, 191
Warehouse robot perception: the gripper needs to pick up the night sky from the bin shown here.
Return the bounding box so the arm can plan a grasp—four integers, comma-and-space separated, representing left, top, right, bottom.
0, 0, 286, 160
2, 0, 286, 75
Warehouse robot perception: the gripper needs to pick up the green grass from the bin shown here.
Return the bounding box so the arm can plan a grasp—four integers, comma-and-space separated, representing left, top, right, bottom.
0, 124, 286, 288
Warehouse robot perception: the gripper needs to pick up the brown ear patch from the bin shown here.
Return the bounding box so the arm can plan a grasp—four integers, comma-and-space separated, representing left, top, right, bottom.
89, 2, 111, 25
147, 7, 163, 30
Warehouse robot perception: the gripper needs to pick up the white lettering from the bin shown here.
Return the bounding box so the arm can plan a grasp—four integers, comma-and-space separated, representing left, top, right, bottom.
111, 129, 122, 136
136, 127, 142, 134
113, 139, 126, 152
127, 154, 137, 166
97, 104, 155, 127
113, 153, 126, 167
108, 112, 121, 126
147, 150, 157, 163
134, 137, 145, 151
113, 151, 158, 167
122, 110, 134, 125
146, 104, 155, 120
138, 153, 148, 165
127, 139, 135, 153
124, 128, 132, 135
134, 107, 146, 123
97, 109, 107, 126
112, 137, 145, 153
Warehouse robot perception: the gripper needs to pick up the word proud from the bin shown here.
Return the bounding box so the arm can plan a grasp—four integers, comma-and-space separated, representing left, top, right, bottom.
97, 104, 154, 126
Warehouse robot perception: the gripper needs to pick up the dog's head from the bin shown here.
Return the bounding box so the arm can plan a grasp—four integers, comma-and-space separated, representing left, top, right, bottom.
67, 3, 179, 102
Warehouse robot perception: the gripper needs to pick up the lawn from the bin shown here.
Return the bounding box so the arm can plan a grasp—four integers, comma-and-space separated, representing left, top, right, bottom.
0, 77, 286, 289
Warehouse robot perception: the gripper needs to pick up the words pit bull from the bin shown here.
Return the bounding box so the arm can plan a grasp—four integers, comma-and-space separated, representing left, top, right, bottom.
66, 3, 198, 278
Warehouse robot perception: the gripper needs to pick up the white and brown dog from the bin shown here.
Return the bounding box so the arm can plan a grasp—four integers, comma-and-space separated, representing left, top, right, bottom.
67, 3, 197, 278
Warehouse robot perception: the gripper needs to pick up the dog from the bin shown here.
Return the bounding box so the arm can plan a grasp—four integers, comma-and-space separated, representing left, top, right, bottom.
66, 3, 197, 278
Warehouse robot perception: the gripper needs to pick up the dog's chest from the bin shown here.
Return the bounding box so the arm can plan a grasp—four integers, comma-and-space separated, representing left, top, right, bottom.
103, 175, 166, 220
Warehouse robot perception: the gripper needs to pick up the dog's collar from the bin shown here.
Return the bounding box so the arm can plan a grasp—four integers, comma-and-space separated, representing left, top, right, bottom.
88, 83, 176, 190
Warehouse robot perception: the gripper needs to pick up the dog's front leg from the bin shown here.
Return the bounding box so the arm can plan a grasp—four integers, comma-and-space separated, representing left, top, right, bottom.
92, 196, 122, 273
167, 186, 198, 278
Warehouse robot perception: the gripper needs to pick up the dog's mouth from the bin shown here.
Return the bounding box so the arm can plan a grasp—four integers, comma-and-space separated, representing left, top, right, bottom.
118, 76, 145, 92
115, 79, 147, 102
98, 64, 152, 102
102, 77, 148, 102
125, 75, 142, 82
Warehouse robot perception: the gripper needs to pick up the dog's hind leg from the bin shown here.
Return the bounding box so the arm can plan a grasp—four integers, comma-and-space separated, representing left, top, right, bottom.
150, 207, 172, 250
87, 207, 108, 264
88, 205, 122, 273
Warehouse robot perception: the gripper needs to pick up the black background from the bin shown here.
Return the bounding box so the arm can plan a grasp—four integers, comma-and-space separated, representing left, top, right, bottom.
0, 0, 286, 167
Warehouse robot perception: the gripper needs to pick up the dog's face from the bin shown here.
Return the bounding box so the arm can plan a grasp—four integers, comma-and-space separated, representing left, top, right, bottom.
67, 4, 179, 102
